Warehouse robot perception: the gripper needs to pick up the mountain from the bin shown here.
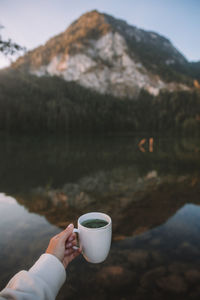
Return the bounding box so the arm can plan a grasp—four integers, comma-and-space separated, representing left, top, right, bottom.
12, 10, 197, 98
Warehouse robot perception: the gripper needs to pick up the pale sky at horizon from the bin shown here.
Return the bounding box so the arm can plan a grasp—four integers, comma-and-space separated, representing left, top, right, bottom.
0, 0, 200, 68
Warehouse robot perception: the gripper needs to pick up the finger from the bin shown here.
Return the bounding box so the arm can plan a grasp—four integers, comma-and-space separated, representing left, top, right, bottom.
75, 247, 82, 255
76, 246, 82, 254
60, 224, 74, 243
66, 236, 75, 246
53, 233, 61, 240
66, 239, 77, 249
65, 248, 74, 255
54, 228, 68, 239
68, 248, 81, 261
65, 242, 73, 249
68, 233, 76, 242
64, 245, 81, 256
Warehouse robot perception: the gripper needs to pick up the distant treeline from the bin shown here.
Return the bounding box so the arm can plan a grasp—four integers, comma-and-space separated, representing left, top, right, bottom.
0, 70, 200, 135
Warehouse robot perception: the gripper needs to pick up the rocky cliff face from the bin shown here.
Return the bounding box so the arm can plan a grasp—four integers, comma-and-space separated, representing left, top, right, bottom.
13, 10, 192, 98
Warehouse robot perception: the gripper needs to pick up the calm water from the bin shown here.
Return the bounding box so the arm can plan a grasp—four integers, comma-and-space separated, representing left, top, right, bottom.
0, 134, 200, 300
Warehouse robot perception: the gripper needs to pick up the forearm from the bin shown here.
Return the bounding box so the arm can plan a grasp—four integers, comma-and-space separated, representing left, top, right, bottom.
0, 254, 66, 300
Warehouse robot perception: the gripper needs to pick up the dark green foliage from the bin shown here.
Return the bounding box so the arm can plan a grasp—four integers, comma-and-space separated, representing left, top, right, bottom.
0, 25, 25, 55
188, 61, 200, 81
0, 39, 24, 55
0, 70, 200, 135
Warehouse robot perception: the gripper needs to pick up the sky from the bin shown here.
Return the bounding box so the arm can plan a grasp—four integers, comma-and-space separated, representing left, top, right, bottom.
0, 0, 200, 68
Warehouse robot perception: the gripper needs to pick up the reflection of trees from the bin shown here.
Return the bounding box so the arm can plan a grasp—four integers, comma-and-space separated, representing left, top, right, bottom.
1, 134, 200, 239
1, 135, 200, 194
15, 169, 200, 240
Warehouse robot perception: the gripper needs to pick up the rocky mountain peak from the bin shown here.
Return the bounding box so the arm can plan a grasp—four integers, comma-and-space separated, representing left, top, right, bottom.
63, 10, 111, 47
12, 10, 192, 98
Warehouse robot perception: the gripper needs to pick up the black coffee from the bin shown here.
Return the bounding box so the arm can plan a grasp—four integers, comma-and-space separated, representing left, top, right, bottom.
81, 218, 108, 228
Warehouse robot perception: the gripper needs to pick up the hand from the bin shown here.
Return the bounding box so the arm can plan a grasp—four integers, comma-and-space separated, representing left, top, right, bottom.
46, 224, 81, 268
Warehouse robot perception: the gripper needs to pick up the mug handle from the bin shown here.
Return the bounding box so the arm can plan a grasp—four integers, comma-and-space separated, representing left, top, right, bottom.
72, 228, 80, 250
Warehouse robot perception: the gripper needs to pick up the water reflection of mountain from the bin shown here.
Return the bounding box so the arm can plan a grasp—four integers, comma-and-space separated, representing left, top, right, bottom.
2, 193, 200, 299
1, 135, 200, 299
64, 203, 200, 300
15, 167, 200, 240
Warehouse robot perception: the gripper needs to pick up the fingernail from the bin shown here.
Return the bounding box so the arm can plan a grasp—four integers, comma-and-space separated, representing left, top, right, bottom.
67, 223, 73, 228
67, 242, 72, 247
73, 246, 79, 250
69, 236, 73, 241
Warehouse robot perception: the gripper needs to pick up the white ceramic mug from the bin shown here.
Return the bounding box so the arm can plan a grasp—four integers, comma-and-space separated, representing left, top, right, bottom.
73, 212, 112, 263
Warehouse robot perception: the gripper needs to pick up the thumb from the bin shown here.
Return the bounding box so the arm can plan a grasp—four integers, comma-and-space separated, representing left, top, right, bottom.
60, 223, 74, 243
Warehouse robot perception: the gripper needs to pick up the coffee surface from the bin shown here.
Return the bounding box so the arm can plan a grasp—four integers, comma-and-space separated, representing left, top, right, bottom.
81, 218, 108, 228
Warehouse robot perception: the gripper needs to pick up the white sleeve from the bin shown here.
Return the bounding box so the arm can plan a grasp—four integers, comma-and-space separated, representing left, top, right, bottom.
0, 253, 66, 300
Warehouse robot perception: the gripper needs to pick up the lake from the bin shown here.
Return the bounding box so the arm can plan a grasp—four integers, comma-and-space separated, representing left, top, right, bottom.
0, 134, 200, 300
